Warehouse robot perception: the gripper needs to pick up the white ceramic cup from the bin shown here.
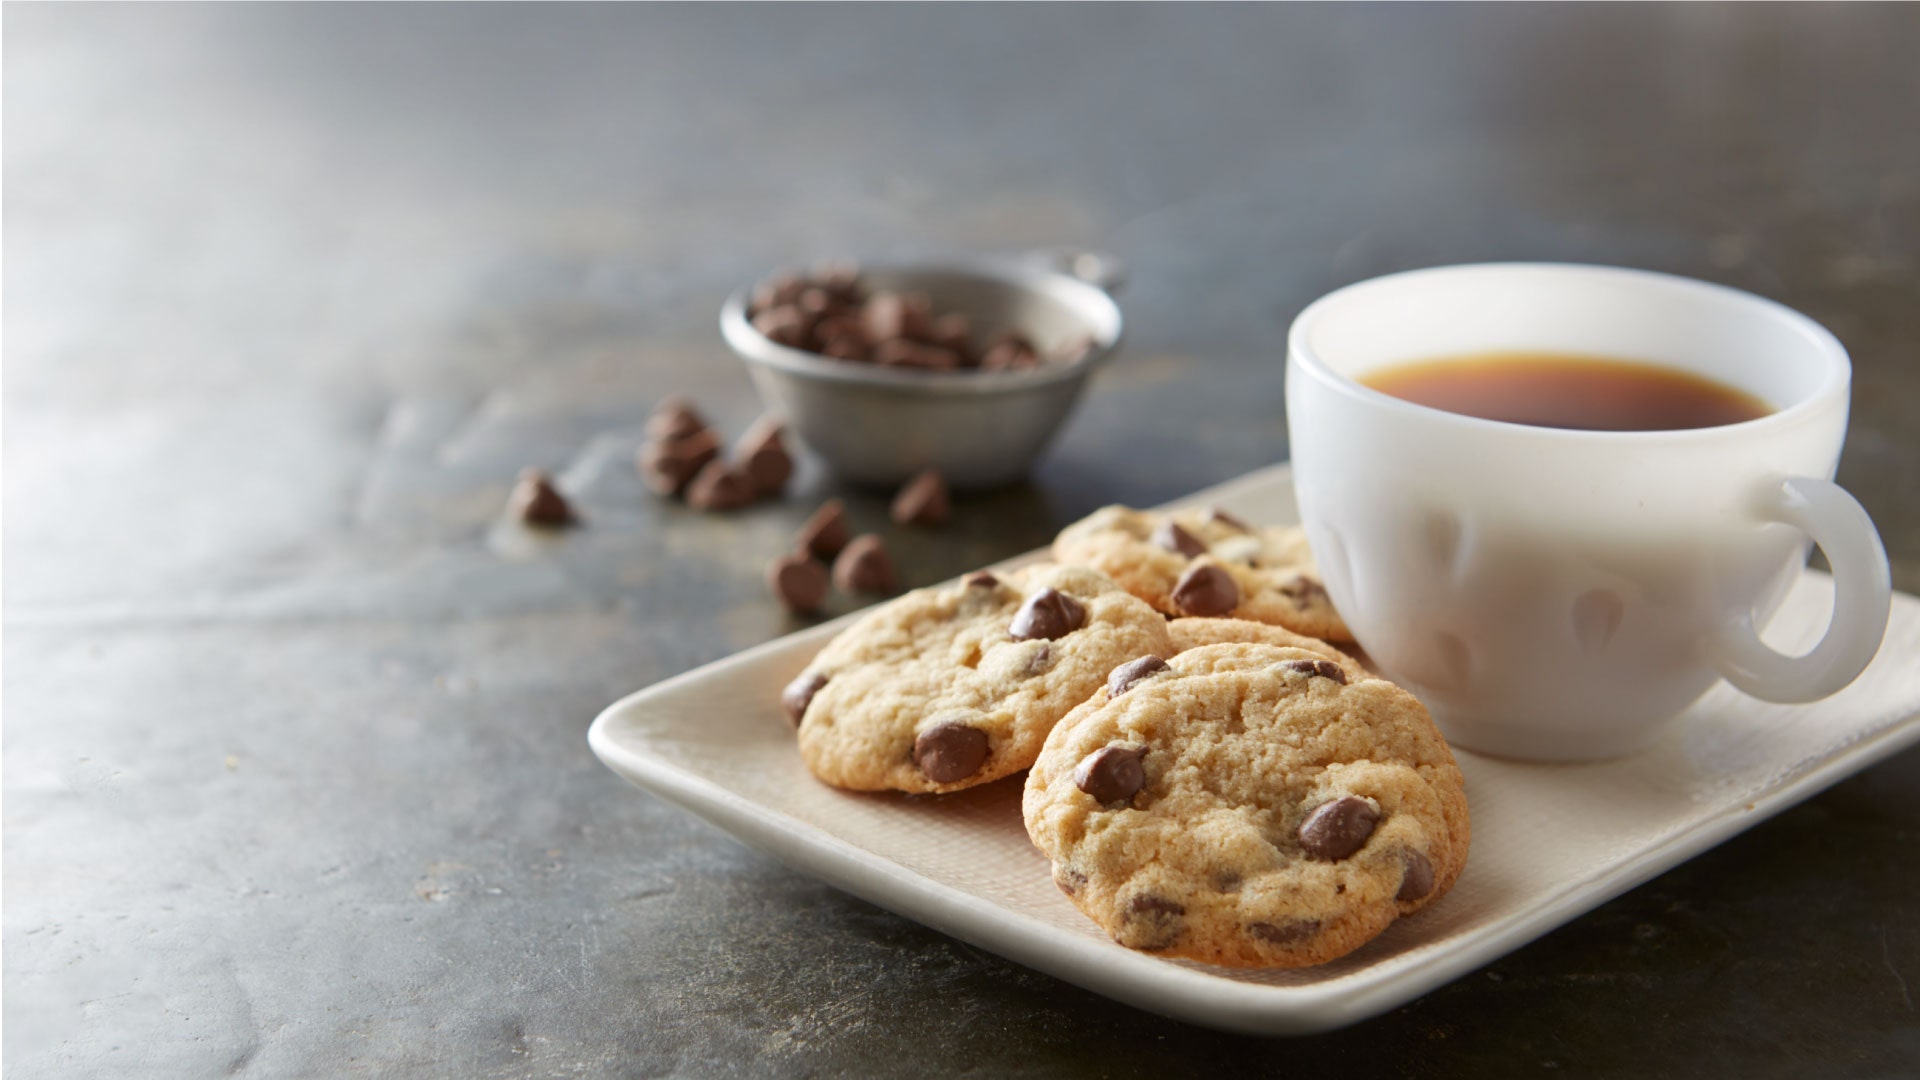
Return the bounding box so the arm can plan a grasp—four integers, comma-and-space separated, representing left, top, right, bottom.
1286, 263, 1892, 761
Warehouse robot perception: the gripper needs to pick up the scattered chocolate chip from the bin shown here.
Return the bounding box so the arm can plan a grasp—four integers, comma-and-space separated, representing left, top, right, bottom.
781, 672, 828, 726
1206, 507, 1252, 532
1171, 564, 1240, 616
509, 468, 574, 526
832, 534, 897, 593
685, 460, 756, 511
797, 499, 850, 560
963, 571, 1001, 589
767, 553, 829, 615
1397, 851, 1436, 902
735, 416, 793, 497
1055, 868, 1088, 896
645, 397, 707, 442
1299, 796, 1380, 861
913, 720, 989, 783
890, 469, 950, 526
1074, 745, 1148, 805
1152, 520, 1207, 558
1280, 658, 1347, 684
1107, 655, 1170, 697
1249, 919, 1320, 945
1009, 587, 1087, 640
638, 428, 721, 496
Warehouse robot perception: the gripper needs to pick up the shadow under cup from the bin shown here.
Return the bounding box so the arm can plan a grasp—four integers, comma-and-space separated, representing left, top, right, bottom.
1285, 263, 1889, 762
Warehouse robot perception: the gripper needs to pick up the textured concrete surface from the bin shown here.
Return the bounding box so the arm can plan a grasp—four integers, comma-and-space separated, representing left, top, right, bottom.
6, 4, 1919, 1076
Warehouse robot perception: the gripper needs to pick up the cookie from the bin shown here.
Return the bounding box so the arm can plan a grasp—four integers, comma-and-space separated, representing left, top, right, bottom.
1167, 617, 1361, 677
1052, 505, 1352, 642
1023, 642, 1468, 967
787, 564, 1173, 794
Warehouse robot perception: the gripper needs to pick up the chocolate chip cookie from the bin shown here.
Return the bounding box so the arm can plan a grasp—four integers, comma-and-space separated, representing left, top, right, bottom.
1167, 617, 1361, 678
1024, 642, 1468, 967
787, 564, 1173, 794
1052, 506, 1352, 642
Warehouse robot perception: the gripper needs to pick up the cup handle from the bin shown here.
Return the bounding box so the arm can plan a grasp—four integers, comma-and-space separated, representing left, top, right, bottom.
1706, 476, 1891, 702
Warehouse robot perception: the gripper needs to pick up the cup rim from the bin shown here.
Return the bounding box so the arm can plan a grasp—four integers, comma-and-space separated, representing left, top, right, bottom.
1286, 262, 1851, 443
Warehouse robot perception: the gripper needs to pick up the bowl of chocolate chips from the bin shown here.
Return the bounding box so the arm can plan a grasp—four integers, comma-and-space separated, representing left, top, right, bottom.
720, 253, 1124, 489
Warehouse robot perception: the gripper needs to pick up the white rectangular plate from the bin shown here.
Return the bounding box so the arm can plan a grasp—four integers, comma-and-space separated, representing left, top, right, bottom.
589, 464, 1920, 1035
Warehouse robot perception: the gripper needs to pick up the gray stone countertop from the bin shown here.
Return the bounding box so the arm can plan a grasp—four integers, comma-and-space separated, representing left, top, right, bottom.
6, 5, 1917, 1076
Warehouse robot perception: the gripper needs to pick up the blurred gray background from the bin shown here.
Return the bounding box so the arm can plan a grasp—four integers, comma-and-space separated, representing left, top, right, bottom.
7, 4, 1918, 1077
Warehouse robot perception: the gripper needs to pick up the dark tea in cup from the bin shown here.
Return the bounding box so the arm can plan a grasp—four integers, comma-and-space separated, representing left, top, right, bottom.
1361, 351, 1771, 432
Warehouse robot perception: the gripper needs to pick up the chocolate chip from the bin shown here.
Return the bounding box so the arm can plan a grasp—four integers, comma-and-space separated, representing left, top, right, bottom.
1249, 919, 1320, 945
890, 469, 950, 527
963, 571, 1000, 589
1206, 507, 1252, 532
767, 553, 829, 615
751, 305, 812, 349
1280, 658, 1347, 684
861, 292, 908, 342
1122, 894, 1187, 949
899, 293, 935, 340
509, 468, 574, 526
832, 534, 897, 594
1152, 520, 1207, 558
874, 339, 963, 371
1130, 895, 1185, 917
796, 286, 836, 316
1056, 868, 1087, 896
930, 313, 972, 359
913, 721, 989, 783
751, 273, 806, 314
797, 499, 850, 560
1298, 796, 1380, 861
736, 416, 793, 497
1107, 655, 1170, 697
685, 460, 756, 511
812, 261, 862, 301
1281, 576, 1330, 606
1171, 564, 1240, 616
1009, 587, 1087, 640
781, 671, 827, 726
820, 337, 872, 363
1074, 745, 1148, 805
638, 429, 721, 496
1398, 851, 1435, 902
645, 397, 707, 442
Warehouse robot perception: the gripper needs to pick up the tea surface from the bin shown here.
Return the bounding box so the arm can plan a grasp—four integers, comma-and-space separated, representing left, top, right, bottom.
1361, 351, 1772, 431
